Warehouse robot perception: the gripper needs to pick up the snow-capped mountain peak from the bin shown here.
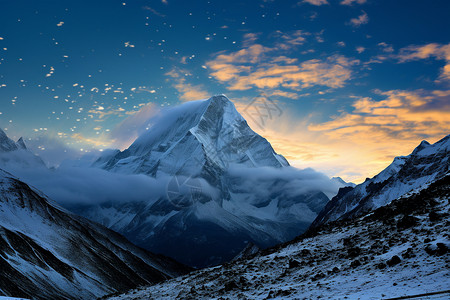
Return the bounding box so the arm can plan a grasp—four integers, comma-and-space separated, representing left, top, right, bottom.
83, 95, 338, 268
0, 129, 21, 152
15, 137, 27, 150
412, 135, 449, 156
96, 95, 288, 176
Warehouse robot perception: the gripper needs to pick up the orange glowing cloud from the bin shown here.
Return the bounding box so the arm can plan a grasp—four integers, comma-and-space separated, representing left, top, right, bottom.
166, 68, 210, 102
207, 48, 359, 92
206, 30, 359, 94
397, 43, 450, 82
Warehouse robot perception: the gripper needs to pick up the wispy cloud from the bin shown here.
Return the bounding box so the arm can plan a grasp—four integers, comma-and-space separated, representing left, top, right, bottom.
309, 89, 450, 138
208, 54, 359, 91
142, 6, 165, 17
110, 103, 160, 149
59, 104, 162, 151
349, 11, 369, 27
356, 46, 365, 54
275, 30, 309, 50
302, 0, 329, 6
242, 32, 261, 47
4, 162, 170, 207
396, 43, 450, 82
71, 133, 111, 148
206, 32, 359, 93
87, 106, 126, 120
340, 0, 366, 5
165, 68, 210, 102
378, 42, 394, 53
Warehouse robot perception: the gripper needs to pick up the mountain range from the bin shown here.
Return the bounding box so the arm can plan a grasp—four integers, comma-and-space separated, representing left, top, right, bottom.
0, 95, 448, 299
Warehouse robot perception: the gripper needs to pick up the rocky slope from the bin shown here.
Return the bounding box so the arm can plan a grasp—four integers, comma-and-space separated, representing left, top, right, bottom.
0, 168, 190, 300
105, 174, 450, 300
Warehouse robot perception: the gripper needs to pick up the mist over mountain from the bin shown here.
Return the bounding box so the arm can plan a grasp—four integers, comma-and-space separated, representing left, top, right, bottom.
0, 129, 46, 169
1, 102, 448, 299
75, 95, 346, 267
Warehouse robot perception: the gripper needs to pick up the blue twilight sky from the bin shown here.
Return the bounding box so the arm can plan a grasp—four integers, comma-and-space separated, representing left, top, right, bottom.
0, 0, 449, 182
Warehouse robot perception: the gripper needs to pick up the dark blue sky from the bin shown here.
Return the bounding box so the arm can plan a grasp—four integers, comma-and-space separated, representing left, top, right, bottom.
0, 0, 449, 181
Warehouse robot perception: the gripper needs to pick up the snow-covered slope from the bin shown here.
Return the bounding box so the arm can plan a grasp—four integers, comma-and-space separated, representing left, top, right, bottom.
0, 168, 190, 300
105, 174, 450, 300
79, 95, 342, 268
311, 134, 450, 228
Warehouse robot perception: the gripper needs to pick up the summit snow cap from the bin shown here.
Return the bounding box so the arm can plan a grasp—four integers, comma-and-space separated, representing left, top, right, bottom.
94, 94, 288, 176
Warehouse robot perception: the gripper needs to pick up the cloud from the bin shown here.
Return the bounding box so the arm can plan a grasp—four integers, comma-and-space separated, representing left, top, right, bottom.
142, 6, 165, 17
349, 11, 369, 27
356, 46, 365, 54
378, 42, 394, 53
87, 106, 126, 120
70, 133, 112, 149
309, 89, 450, 137
73, 102, 164, 150
206, 32, 359, 93
396, 43, 450, 82
165, 68, 210, 102
274, 30, 308, 49
110, 103, 160, 149
227, 164, 343, 200
268, 90, 301, 99
302, 0, 329, 6
2, 153, 344, 218
208, 55, 359, 90
340, 0, 366, 5
2, 161, 170, 208
242, 33, 260, 47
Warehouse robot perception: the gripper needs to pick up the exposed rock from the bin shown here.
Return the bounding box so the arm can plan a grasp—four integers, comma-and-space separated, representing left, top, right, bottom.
387, 255, 401, 266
